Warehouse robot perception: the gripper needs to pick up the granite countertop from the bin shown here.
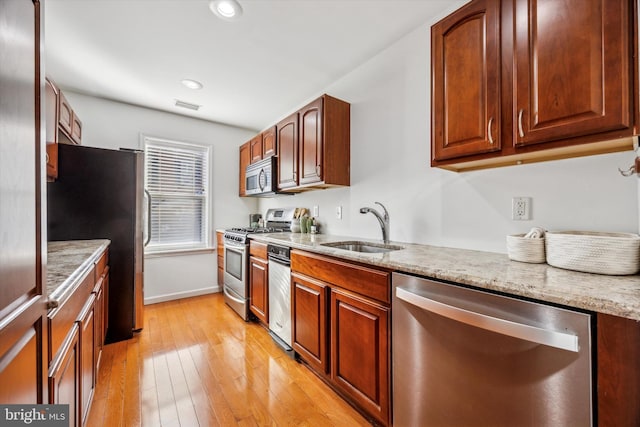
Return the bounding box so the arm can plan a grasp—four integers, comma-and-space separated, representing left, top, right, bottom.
47, 239, 111, 308
250, 232, 640, 322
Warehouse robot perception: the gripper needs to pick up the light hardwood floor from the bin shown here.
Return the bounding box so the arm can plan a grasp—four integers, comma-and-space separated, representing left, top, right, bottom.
87, 293, 370, 426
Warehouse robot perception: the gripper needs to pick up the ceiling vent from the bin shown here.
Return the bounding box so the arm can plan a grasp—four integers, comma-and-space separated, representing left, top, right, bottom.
175, 100, 201, 111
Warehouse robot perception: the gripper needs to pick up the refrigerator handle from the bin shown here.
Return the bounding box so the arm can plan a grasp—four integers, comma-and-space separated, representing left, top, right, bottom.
395, 287, 579, 352
144, 189, 152, 247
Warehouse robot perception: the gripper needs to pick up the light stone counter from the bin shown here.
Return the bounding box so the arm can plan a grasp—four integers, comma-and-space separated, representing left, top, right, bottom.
250, 232, 640, 321
47, 239, 111, 308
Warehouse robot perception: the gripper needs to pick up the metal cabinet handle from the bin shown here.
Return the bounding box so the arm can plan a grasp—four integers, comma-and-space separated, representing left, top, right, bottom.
517, 109, 525, 138
316, 165, 321, 176
487, 117, 494, 145
144, 189, 152, 247
395, 287, 579, 352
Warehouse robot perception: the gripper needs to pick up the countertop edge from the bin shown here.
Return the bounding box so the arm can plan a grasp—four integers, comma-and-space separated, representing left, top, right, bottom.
47, 240, 111, 309
250, 233, 640, 322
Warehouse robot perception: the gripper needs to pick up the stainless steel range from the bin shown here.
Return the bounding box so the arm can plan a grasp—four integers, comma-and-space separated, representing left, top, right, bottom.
222, 208, 296, 320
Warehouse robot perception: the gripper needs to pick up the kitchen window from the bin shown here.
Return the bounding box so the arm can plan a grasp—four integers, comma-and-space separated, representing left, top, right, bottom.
143, 135, 211, 254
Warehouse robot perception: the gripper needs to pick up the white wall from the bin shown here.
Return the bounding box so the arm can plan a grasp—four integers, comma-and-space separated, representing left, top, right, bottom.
258, 21, 639, 253
62, 92, 258, 303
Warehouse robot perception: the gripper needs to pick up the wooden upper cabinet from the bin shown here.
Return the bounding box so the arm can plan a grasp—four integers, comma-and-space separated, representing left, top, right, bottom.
249, 134, 263, 164
277, 111, 299, 190
299, 98, 324, 185
58, 90, 73, 137
513, 0, 631, 146
262, 126, 277, 158
431, 0, 638, 171
239, 141, 250, 196
432, 0, 501, 161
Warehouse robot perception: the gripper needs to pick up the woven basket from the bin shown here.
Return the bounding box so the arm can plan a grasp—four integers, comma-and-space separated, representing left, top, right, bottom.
506, 234, 546, 263
545, 231, 640, 275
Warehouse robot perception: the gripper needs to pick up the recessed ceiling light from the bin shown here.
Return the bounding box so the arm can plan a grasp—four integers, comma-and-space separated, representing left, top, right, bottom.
209, 0, 243, 21
181, 79, 203, 90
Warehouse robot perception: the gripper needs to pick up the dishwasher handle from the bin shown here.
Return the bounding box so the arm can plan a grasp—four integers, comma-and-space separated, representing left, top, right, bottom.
395, 287, 579, 352
268, 254, 291, 267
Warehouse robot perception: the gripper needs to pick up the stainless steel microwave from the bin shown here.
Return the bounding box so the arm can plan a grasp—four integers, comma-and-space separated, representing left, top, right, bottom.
245, 156, 278, 196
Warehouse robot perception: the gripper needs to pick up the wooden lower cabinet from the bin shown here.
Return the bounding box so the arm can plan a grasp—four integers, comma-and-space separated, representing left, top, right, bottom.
48, 247, 109, 427
331, 289, 389, 425
49, 324, 80, 427
79, 295, 96, 425
216, 231, 224, 286
597, 313, 640, 425
291, 250, 391, 426
249, 255, 269, 324
292, 272, 329, 374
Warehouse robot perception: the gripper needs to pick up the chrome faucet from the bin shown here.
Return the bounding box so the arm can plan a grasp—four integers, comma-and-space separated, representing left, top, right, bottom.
360, 202, 390, 244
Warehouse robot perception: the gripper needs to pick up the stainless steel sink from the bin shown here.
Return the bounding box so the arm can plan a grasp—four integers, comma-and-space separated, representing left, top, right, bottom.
321, 241, 404, 253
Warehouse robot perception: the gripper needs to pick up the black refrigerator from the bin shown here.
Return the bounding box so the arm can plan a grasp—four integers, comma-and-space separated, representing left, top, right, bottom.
48, 143, 145, 343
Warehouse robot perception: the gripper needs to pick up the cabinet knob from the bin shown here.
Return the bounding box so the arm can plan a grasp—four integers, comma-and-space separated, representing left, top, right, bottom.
487, 117, 495, 145
316, 165, 321, 176
46, 152, 50, 164
517, 109, 525, 138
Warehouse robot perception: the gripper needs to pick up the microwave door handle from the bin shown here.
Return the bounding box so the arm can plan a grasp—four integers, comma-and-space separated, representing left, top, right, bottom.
395, 287, 579, 352
259, 168, 266, 191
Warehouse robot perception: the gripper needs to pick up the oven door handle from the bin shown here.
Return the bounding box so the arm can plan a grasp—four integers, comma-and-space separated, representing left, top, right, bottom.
395, 287, 579, 352
223, 286, 245, 304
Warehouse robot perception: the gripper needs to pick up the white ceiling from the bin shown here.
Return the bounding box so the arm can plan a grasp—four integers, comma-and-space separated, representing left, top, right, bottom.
44, 0, 466, 131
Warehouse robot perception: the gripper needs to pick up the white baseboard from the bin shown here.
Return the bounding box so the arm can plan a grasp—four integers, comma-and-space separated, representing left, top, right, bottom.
144, 285, 221, 305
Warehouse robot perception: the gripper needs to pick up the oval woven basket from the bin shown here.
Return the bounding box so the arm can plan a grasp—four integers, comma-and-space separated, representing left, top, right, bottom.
506, 234, 546, 263
545, 231, 640, 275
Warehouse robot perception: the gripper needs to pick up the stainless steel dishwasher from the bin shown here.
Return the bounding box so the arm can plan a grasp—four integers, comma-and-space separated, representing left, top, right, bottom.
267, 244, 293, 356
392, 272, 593, 427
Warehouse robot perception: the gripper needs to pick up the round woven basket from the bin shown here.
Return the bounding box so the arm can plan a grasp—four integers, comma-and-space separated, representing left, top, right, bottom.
545, 231, 640, 275
506, 234, 546, 263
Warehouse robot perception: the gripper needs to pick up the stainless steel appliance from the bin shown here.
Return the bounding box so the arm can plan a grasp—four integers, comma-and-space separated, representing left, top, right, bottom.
267, 244, 293, 355
245, 156, 277, 196
47, 144, 145, 342
392, 272, 593, 427
223, 207, 296, 320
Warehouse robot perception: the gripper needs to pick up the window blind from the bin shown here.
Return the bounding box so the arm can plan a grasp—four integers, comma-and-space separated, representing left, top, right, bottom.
143, 136, 210, 253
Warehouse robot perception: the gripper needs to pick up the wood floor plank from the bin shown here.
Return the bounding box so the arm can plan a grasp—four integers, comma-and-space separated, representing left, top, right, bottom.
89, 293, 370, 427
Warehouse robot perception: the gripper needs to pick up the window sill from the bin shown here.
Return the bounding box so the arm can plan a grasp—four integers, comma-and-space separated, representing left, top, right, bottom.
144, 247, 216, 258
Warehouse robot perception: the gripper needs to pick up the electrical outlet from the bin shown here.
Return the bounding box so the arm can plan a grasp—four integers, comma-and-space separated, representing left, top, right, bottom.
512, 197, 531, 220
336, 206, 342, 220
313, 205, 319, 217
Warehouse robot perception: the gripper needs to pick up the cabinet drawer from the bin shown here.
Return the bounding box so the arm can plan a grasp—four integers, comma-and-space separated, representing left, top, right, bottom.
249, 240, 267, 259
291, 250, 391, 304
49, 265, 95, 362
94, 249, 109, 280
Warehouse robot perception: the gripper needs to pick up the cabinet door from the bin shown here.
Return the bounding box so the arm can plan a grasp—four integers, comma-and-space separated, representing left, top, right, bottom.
71, 113, 82, 144
249, 256, 268, 324
79, 295, 96, 425
0, 0, 47, 405
291, 272, 328, 374
58, 90, 73, 137
249, 134, 263, 164
94, 281, 104, 371
276, 112, 298, 190
49, 325, 80, 427
513, 0, 631, 146
216, 231, 224, 286
238, 141, 250, 196
262, 126, 277, 158
431, 0, 501, 161
299, 97, 323, 185
331, 289, 389, 426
